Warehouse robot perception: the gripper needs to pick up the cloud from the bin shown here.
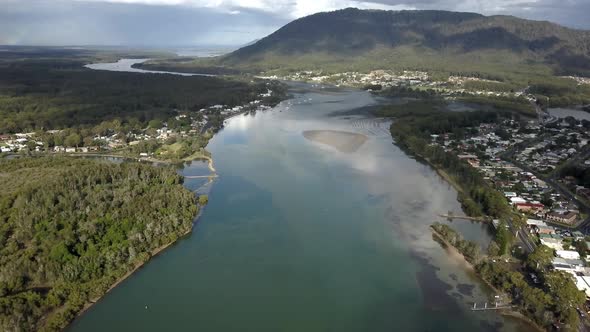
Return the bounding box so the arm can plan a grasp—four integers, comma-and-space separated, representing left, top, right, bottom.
0, 0, 589, 46
77, 0, 415, 17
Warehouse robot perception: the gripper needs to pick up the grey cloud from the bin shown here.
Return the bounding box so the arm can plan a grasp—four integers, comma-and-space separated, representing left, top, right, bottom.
350, 0, 590, 29
0, 0, 588, 46
0, 0, 287, 45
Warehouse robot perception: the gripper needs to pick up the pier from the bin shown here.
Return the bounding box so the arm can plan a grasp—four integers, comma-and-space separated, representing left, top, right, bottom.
471, 302, 514, 311
439, 211, 488, 222
184, 175, 218, 179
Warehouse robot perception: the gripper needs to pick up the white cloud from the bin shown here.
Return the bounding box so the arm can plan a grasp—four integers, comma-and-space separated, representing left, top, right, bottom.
76, 0, 415, 18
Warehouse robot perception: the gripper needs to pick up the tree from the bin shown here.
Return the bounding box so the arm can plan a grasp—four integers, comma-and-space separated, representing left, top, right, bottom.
495, 220, 512, 255
574, 240, 589, 259
83, 136, 95, 147
526, 245, 554, 273
198, 195, 209, 205
545, 271, 585, 328
487, 241, 500, 256
64, 133, 81, 148
148, 119, 163, 129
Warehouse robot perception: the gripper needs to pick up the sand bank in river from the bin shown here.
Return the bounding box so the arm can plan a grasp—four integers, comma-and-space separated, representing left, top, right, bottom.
303, 130, 368, 153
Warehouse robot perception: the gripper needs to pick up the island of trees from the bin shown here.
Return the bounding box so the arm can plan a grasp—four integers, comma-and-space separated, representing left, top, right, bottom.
0, 157, 206, 331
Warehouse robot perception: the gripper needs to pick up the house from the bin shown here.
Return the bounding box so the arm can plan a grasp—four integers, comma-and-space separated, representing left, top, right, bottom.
527, 219, 547, 227
546, 211, 578, 224
537, 225, 556, 235
556, 250, 581, 260
458, 154, 478, 160
510, 197, 527, 204
515, 202, 545, 213
574, 276, 590, 298
553, 257, 584, 273
540, 237, 563, 250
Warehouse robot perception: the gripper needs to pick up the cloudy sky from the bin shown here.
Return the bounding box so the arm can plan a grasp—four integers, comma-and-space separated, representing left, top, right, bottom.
1, 0, 589, 46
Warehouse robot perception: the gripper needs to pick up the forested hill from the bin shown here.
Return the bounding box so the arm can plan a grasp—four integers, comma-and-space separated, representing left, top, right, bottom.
223, 8, 590, 76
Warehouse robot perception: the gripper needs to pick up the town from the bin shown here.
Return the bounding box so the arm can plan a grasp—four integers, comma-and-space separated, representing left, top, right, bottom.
263, 69, 542, 99
428, 108, 590, 303
0, 87, 278, 161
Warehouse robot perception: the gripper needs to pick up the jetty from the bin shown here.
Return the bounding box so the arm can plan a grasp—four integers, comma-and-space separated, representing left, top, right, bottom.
471, 302, 514, 311
184, 175, 218, 179
439, 211, 489, 222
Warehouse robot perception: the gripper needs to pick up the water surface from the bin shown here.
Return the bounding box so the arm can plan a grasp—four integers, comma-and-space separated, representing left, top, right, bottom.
69, 72, 534, 331
84, 59, 213, 77
548, 107, 590, 121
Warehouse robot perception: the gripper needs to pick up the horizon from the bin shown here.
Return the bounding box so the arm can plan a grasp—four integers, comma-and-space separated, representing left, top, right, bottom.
2, 1, 590, 46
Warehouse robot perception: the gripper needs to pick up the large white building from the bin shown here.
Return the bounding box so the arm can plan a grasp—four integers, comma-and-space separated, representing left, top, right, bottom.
556, 250, 581, 260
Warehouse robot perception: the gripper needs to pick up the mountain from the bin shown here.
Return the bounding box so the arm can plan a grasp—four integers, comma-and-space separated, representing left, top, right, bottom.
222, 8, 590, 77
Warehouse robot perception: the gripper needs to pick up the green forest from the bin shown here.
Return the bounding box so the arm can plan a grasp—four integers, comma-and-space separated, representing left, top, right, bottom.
0, 58, 281, 134
0, 157, 203, 331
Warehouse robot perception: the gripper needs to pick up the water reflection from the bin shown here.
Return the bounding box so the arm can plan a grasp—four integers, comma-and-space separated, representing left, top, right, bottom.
68, 82, 533, 332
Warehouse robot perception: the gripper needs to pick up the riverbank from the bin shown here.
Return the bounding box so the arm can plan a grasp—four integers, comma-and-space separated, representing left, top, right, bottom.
75, 228, 194, 320
431, 228, 474, 272
430, 227, 546, 332
63, 156, 214, 328
11, 150, 218, 174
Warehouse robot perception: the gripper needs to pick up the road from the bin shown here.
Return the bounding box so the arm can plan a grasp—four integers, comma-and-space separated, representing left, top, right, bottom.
498, 137, 590, 232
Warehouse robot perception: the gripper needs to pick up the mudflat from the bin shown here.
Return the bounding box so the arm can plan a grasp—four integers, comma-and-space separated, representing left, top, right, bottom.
303, 130, 368, 153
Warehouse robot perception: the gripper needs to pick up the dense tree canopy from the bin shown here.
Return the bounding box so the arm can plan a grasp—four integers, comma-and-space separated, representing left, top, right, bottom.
0, 157, 201, 331
0, 59, 281, 134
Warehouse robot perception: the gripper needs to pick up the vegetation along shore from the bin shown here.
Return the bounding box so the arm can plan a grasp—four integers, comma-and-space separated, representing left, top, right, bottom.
377, 97, 589, 330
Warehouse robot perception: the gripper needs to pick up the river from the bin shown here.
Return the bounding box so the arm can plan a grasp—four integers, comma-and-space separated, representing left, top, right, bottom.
69, 61, 535, 331
548, 107, 590, 121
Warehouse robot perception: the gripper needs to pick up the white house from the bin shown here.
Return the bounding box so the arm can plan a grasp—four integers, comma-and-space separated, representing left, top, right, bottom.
556, 250, 581, 260
540, 238, 563, 251
575, 276, 590, 298
510, 197, 527, 204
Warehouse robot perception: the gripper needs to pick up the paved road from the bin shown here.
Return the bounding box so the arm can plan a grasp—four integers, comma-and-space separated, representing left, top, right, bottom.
499, 142, 590, 231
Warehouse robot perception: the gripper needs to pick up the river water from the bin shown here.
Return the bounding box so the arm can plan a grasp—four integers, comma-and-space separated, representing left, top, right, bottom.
84, 58, 213, 77
548, 107, 590, 121
69, 62, 534, 331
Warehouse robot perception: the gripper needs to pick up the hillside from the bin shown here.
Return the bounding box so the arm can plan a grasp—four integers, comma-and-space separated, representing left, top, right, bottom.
220, 8, 590, 77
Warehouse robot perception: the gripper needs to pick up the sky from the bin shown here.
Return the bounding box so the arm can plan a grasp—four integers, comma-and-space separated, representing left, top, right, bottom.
1, 0, 589, 46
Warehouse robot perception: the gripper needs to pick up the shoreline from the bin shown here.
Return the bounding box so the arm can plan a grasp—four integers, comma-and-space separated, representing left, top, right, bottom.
430, 229, 475, 272
74, 228, 193, 320
63, 157, 214, 329
431, 225, 546, 332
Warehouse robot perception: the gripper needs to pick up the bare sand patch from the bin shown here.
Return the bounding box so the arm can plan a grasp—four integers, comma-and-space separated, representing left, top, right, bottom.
303, 130, 368, 153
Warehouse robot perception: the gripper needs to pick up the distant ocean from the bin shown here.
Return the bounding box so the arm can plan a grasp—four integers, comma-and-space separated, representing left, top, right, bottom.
174, 46, 237, 57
